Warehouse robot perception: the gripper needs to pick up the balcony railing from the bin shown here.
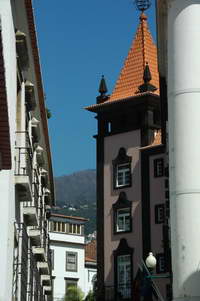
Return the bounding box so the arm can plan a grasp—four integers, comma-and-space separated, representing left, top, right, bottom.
28, 245, 44, 301
105, 284, 132, 301
13, 223, 29, 301
47, 245, 52, 274
13, 223, 48, 301
15, 131, 33, 180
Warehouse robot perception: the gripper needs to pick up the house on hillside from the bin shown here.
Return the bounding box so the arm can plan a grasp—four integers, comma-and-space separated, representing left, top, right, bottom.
86, 10, 171, 301
0, 0, 55, 300
49, 213, 97, 300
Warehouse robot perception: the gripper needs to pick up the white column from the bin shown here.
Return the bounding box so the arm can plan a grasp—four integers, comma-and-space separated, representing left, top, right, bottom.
167, 1, 200, 301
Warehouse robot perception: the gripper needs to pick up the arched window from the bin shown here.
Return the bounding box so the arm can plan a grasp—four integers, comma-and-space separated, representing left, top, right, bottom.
113, 239, 134, 300
113, 192, 132, 234
112, 148, 132, 189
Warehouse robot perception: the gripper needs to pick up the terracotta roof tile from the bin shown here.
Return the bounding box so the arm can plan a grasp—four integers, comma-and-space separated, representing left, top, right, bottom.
109, 13, 159, 102
85, 240, 96, 262
86, 13, 159, 112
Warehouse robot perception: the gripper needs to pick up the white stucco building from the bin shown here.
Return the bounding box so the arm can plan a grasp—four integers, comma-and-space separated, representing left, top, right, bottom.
0, 0, 55, 300
49, 213, 97, 301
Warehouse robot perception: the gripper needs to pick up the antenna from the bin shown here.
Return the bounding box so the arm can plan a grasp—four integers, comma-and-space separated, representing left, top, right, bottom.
135, 0, 151, 12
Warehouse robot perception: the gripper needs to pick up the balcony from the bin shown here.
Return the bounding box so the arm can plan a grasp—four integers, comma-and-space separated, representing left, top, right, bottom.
12, 223, 29, 301
43, 285, 52, 295
15, 132, 33, 202
29, 245, 44, 301
37, 261, 49, 274
28, 226, 41, 246
23, 166, 40, 227
23, 204, 38, 227
25, 81, 36, 111
37, 244, 52, 276
32, 228, 47, 261
13, 223, 47, 301
41, 275, 51, 286
16, 30, 29, 70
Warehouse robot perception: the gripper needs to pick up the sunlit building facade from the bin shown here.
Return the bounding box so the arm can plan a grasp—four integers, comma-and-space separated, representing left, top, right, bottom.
0, 0, 54, 300
86, 11, 171, 301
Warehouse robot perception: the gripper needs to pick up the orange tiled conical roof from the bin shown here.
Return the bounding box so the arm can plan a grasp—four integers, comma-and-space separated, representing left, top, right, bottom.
109, 13, 159, 102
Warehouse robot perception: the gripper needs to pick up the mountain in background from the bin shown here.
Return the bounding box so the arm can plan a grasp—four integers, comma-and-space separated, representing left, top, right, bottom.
54, 169, 96, 235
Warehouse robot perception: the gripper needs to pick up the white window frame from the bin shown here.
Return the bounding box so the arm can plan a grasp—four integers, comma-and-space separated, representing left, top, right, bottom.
116, 208, 131, 232
69, 223, 81, 235
117, 255, 131, 298
66, 252, 78, 272
116, 163, 131, 188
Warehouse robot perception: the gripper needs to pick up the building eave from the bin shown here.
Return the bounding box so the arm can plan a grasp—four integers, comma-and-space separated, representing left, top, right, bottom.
24, 0, 55, 203
85, 92, 160, 113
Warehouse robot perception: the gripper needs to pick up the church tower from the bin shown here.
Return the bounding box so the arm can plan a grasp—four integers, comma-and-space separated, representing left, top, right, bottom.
86, 11, 170, 301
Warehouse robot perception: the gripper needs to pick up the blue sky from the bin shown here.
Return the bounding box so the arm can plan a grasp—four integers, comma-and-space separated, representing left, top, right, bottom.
34, 0, 156, 177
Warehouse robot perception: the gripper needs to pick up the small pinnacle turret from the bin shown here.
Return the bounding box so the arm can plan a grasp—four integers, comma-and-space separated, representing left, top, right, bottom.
138, 62, 157, 93
98, 75, 108, 96
143, 62, 152, 83
96, 75, 109, 104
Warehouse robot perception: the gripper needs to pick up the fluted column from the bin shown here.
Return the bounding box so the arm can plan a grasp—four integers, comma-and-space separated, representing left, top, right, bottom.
167, 1, 200, 301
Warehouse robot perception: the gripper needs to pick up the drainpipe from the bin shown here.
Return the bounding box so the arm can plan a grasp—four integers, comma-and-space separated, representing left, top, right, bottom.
167, 1, 200, 301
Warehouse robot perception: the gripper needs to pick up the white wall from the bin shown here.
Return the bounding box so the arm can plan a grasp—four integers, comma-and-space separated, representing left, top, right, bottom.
0, 0, 17, 300
50, 231, 85, 245
51, 240, 86, 300
84, 265, 96, 296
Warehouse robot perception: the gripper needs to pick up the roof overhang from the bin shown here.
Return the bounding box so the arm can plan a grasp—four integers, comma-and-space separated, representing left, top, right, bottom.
85, 93, 160, 113
24, 0, 55, 204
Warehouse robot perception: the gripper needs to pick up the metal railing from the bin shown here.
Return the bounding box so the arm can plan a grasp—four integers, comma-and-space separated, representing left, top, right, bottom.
28, 246, 44, 301
12, 223, 29, 301
15, 131, 33, 180
47, 245, 52, 274
15, 132, 43, 219
13, 223, 48, 301
15, 146, 33, 180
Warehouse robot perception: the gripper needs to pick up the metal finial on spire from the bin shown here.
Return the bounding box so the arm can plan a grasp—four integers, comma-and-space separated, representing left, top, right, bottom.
134, 0, 151, 12
98, 75, 108, 96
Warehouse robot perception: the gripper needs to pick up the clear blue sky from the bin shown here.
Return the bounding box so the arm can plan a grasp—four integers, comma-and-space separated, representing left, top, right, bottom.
34, 0, 156, 177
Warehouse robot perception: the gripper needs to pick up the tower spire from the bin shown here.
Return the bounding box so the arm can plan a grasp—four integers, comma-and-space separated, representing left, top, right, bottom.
108, 8, 159, 101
